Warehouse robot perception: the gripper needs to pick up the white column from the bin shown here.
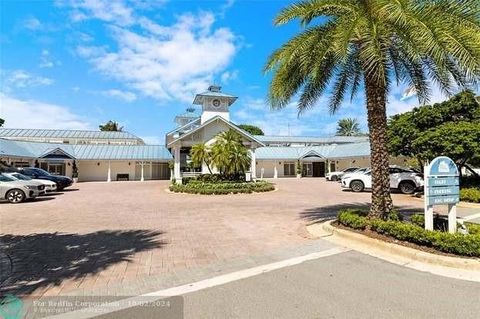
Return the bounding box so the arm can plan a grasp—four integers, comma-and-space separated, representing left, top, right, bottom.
174, 147, 182, 183
326, 159, 331, 174
107, 161, 111, 182
448, 204, 457, 234
423, 169, 433, 230
250, 148, 256, 179
140, 162, 145, 182
274, 164, 278, 179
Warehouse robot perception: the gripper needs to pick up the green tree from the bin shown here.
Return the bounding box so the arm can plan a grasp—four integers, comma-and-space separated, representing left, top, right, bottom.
190, 143, 213, 174
336, 118, 361, 136
238, 124, 265, 136
264, 0, 480, 218
99, 120, 123, 131
0, 118, 4, 127
388, 91, 480, 171
211, 130, 251, 177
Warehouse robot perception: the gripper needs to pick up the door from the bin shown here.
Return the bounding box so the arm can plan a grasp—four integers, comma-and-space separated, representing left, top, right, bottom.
312, 162, 326, 177
48, 163, 65, 175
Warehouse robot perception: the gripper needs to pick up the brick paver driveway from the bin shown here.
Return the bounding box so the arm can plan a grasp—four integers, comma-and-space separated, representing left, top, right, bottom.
0, 179, 477, 297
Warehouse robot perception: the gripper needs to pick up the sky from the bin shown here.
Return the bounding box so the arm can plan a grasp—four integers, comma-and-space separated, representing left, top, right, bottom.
0, 0, 462, 144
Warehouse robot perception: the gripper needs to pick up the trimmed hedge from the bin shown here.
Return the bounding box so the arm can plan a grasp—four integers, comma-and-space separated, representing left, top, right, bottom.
460, 187, 480, 203
170, 180, 275, 195
338, 210, 480, 257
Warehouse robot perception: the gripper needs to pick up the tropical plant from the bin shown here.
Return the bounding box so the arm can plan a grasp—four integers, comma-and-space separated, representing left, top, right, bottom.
99, 120, 123, 131
190, 143, 213, 174
336, 118, 362, 136
265, 0, 480, 218
0, 118, 4, 127
238, 124, 265, 135
211, 130, 251, 177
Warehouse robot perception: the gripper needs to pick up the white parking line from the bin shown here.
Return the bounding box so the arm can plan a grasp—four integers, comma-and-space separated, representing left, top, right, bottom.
45, 247, 350, 319
461, 213, 480, 221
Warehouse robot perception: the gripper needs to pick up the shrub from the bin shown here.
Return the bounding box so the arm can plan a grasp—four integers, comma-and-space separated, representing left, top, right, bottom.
386, 210, 403, 221
410, 214, 425, 228
465, 222, 480, 235
169, 180, 274, 195
460, 187, 480, 203
337, 210, 480, 257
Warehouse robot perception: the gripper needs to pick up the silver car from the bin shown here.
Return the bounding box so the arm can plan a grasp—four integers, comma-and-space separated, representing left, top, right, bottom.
0, 174, 44, 203
4, 172, 57, 192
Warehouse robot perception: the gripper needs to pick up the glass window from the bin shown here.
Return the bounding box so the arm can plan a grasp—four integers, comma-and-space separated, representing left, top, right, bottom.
12, 173, 31, 180
0, 175, 15, 182
283, 162, 295, 176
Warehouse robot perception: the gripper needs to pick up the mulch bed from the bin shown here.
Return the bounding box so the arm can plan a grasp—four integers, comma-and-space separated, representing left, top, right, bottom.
332, 221, 479, 259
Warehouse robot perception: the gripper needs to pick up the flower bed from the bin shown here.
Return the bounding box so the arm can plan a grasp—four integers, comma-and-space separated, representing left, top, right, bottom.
337, 209, 480, 257
169, 180, 275, 195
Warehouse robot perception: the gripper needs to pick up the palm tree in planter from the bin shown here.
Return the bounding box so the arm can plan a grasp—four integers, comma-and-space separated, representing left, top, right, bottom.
190, 143, 213, 174
265, 0, 480, 218
211, 130, 251, 179
336, 118, 361, 136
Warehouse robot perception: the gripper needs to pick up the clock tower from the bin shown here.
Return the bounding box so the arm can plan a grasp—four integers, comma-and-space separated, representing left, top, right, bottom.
193, 85, 238, 124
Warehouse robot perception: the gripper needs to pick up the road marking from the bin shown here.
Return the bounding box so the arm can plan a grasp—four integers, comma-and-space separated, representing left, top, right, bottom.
461, 213, 480, 221
45, 247, 350, 319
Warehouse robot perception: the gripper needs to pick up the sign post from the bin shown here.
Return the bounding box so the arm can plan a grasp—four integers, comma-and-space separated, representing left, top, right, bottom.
424, 156, 459, 233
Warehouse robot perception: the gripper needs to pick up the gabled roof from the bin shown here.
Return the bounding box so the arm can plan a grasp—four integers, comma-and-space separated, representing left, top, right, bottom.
0, 128, 142, 141
254, 135, 369, 144
167, 116, 265, 147
0, 139, 172, 161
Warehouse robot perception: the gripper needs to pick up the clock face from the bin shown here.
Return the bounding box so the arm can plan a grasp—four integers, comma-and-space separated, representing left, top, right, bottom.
212, 99, 221, 108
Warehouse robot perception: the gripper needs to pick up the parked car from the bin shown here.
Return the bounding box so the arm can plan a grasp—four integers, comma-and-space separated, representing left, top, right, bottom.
341, 167, 370, 181
3, 172, 57, 192
18, 168, 72, 191
341, 166, 424, 194
326, 167, 360, 181
0, 174, 44, 203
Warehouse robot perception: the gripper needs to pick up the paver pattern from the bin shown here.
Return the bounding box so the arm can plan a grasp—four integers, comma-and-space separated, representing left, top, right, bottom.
0, 179, 477, 297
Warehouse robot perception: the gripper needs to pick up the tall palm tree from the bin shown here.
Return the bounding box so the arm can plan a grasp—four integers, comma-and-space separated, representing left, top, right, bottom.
265, 0, 480, 217
190, 143, 213, 174
336, 118, 362, 136
99, 120, 123, 132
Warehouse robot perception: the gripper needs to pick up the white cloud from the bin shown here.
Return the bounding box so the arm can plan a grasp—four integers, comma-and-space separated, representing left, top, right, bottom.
39, 49, 59, 68
23, 17, 42, 30
0, 93, 92, 130
102, 89, 137, 102
386, 84, 451, 115
66, 0, 135, 26
2, 70, 54, 91
77, 12, 237, 102
221, 70, 238, 84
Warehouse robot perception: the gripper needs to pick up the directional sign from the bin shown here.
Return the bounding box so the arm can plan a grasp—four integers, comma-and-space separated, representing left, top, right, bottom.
427, 176, 459, 187
427, 186, 459, 196
427, 195, 460, 206
428, 156, 459, 176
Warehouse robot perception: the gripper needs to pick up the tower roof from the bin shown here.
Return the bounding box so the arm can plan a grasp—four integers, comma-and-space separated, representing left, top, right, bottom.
193, 85, 237, 106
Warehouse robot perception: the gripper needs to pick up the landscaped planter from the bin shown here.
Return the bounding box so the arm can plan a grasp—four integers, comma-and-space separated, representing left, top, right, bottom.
169, 180, 275, 195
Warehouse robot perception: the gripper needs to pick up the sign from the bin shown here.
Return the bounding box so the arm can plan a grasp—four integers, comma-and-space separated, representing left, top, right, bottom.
424, 156, 459, 233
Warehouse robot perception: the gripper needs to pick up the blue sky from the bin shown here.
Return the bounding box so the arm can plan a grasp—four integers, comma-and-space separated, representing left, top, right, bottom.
0, 0, 455, 144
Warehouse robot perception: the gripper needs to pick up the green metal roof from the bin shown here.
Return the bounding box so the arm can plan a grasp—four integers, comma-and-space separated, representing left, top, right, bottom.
254, 135, 369, 144
255, 142, 370, 160
0, 139, 172, 161
0, 128, 143, 141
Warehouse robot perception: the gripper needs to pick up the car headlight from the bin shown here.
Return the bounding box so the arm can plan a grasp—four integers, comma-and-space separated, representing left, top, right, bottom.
25, 185, 35, 189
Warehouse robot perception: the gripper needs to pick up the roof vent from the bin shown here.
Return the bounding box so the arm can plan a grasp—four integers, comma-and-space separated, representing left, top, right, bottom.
208, 85, 221, 93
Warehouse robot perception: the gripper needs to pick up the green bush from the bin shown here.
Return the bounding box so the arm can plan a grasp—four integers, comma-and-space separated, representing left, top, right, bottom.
410, 214, 425, 227
169, 180, 274, 195
465, 222, 480, 235
460, 188, 480, 203
337, 210, 480, 257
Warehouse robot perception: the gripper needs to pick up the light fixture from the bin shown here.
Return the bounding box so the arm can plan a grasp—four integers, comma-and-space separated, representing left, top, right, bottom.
97, 162, 100, 166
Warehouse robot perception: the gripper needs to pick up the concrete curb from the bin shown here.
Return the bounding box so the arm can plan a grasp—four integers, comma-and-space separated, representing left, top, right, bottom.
307, 221, 480, 281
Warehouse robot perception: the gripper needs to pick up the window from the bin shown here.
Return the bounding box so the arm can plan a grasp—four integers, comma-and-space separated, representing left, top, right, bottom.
302, 163, 313, 177
284, 162, 295, 176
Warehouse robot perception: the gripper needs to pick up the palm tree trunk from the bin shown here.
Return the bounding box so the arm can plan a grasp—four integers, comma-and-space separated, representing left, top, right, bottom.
364, 76, 393, 218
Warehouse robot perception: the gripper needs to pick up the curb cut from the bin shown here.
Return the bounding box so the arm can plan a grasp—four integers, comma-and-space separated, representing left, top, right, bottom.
307, 221, 480, 280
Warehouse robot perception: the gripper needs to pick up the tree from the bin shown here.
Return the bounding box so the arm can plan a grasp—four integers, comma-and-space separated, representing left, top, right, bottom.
388, 91, 480, 171
336, 118, 361, 136
264, 0, 480, 218
190, 143, 213, 174
0, 118, 4, 127
211, 130, 251, 177
99, 120, 123, 131
238, 124, 264, 136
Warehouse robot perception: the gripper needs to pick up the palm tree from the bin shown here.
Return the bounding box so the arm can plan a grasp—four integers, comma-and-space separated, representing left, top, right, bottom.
265, 0, 480, 218
190, 143, 213, 174
99, 120, 123, 132
336, 118, 362, 136
211, 130, 251, 177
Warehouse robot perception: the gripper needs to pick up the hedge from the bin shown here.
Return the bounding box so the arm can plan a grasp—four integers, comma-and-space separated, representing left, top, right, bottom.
337, 210, 480, 257
169, 180, 275, 195
460, 187, 480, 203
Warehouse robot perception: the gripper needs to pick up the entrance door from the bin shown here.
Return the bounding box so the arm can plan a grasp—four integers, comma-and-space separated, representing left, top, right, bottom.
312, 162, 325, 177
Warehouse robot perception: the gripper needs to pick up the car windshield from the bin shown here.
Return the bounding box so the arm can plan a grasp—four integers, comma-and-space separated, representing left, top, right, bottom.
12, 173, 32, 180
344, 168, 358, 173
0, 174, 15, 182
29, 168, 50, 176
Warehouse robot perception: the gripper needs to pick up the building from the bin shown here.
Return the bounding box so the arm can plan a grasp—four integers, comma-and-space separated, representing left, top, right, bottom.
0, 85, 405, 182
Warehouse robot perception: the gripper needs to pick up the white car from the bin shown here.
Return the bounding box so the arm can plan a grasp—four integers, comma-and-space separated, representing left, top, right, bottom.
0, 174, 44, 203
4, 172, 57, 192
341, 166, 424, 194
326, 167, 359, 181
341, 167, 370, 181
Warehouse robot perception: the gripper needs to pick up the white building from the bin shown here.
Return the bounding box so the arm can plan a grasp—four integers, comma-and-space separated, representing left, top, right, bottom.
0, 85, 406, 182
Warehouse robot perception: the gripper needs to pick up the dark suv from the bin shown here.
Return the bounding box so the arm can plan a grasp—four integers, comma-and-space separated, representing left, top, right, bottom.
19, 168, 73, 191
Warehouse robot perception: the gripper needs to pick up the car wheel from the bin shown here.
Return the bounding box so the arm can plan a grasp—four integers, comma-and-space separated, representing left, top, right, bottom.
399, 181, 416, 194
6, 189, 26, 203
350, 180, 364, 192
331, 175, 338, 182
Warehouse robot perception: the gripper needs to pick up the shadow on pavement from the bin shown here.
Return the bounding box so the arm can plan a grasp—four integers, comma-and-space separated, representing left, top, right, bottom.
0, 229, 166, 296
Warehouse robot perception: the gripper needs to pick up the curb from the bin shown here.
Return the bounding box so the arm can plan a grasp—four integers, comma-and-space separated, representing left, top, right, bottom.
307, 221, 480, 276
